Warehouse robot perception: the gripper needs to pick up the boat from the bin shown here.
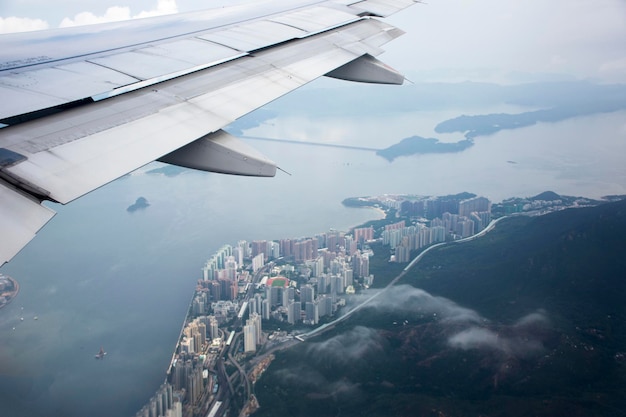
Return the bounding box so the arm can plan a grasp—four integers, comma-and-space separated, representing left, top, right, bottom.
94, 346, 107, 359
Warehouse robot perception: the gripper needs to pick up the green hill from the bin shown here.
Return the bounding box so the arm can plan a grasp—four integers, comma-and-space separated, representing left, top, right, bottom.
253, 199, 626, 417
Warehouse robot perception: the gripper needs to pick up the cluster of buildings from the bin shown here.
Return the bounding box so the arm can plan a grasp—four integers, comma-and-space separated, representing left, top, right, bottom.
196, 229, 375, 327
382, 196, 492, 262
135, 382, 181, 417
135, 194, 493, 416
136, 226, 379, 416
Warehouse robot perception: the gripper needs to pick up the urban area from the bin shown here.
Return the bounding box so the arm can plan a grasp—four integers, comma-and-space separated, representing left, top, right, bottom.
134, 191, 592, 417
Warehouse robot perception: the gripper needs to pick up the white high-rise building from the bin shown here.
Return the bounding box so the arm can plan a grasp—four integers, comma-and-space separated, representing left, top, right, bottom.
243, 324, 256, 353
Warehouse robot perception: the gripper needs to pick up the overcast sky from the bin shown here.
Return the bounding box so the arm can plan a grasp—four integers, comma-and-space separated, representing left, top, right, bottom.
1, 0, 625, 83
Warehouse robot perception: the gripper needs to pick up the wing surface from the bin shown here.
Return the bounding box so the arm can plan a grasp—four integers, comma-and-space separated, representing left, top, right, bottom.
0, 0, 419, 264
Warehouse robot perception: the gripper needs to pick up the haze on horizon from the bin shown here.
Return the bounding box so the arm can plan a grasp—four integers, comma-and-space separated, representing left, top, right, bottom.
1, 0, 625, 83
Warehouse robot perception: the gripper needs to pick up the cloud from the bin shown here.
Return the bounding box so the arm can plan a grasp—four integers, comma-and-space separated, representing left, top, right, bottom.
448, 327, 500, 350
306, 326, 385, 365
0, 16, 49, 33
358, 285, 550, 358
59, 0, 178, 28
448, 310, 549, 358
362, 285, 483, 324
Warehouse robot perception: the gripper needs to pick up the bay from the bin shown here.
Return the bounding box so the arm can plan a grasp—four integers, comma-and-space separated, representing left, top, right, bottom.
0, 105, 625, 417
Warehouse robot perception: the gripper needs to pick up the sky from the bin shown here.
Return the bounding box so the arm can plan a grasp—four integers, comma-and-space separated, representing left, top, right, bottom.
1, 0, 625, 83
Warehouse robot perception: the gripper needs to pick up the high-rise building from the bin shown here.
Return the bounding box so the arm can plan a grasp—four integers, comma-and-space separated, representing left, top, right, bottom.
268, 241, 280, 259
249, 312, 262, 345
261, 299, 270, 320
282, 286, 295, 307
251, 253, 264, 272
353, 226, 374, 243
343, 268, 353, 287
318, 295, 333, 317
209, 316, 219, 340
305, 302, 319, 324
287, 301, 300, 324
244, 323, 256, 353
459, 196, 491, 217
251, 240, 267, 260
301, 284, 315, 304
330, 275, 344, 295
395, 244, 411, 263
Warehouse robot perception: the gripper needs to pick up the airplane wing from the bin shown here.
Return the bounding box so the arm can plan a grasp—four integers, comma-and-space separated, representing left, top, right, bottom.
0, 0, 419, 265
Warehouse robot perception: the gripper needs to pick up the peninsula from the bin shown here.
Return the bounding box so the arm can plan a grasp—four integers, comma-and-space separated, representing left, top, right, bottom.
134, 190, 613, 417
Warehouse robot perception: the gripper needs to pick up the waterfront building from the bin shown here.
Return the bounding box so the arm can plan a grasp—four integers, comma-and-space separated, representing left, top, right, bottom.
192, 297, 205, 316
225, 256, 238, 280
187, 366, 204, 405
326, 233, 338, 252
353, 226, 374, 244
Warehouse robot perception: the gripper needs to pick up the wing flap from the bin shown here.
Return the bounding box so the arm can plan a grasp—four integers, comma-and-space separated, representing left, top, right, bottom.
269, 6, 359, 32
349, 0, 419, 17
0, 0, 420, 264
198, 21, 306, 52
2, 19, 399, 205
0, 181, 55, 265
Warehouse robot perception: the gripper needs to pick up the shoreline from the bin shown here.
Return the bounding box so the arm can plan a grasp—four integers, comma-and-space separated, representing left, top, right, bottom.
0, 275, 20, 310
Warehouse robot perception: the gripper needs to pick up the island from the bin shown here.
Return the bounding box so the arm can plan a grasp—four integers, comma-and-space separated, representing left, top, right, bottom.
376, 135, 474, 161
0, 274, 19, 310
127, 197, 150, 212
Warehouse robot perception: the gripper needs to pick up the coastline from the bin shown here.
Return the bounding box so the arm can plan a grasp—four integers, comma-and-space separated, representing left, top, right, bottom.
0, 275, 20, 310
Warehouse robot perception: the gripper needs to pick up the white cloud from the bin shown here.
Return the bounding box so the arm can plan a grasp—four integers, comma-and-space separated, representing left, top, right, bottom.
306, 326, 385, 365
0, 16, 49, 33
363, 285, 483, 324
448, 327, 500, 350
136, 0, 178, 18
59, 0, 178, 28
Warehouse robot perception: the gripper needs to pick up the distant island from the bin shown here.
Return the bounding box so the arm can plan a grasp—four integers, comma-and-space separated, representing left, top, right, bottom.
376, 136, 473, 161
0, 274, 19, 310
245, 80, 626, 162
127, 197, 150, 212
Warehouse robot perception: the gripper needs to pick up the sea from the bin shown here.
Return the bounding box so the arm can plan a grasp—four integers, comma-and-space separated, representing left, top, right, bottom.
1, 92, 625, 417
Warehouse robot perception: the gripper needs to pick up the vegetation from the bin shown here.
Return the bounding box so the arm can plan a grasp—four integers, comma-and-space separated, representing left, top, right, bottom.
253, 199, 626, 417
